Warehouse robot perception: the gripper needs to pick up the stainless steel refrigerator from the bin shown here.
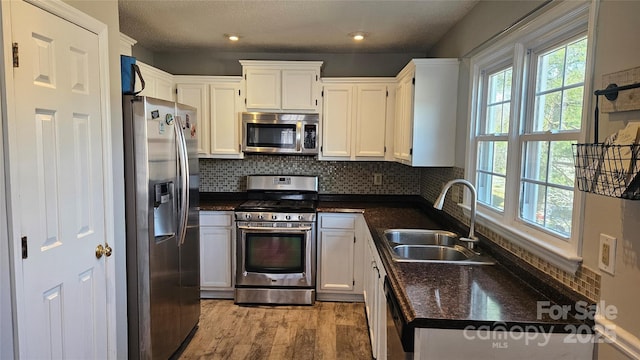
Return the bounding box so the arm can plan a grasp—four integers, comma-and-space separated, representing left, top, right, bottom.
123, 95, 200, 360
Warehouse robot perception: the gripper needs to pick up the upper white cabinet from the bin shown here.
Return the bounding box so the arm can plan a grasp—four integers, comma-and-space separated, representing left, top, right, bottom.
137, 61, 175, 102
209, 80, 243, 157
175, 76, 244, 159
321, 79, 394, 161
394, 59, 459, 167
176, 82, 208, 155
240, 60, 322, 112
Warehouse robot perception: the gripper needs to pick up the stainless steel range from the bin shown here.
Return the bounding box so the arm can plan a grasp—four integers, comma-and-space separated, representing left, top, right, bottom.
235, 175, 318, 305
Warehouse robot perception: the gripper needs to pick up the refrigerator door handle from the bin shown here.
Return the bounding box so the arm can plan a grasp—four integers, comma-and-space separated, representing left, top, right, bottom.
174, 115, 189, 246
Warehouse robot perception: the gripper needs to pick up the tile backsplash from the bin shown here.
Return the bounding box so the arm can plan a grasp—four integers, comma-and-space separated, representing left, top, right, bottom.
200, 156, 600, 302
200, 155, 421, 194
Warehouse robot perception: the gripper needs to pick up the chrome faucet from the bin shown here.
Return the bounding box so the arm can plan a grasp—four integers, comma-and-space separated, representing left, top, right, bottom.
433, 179, 479, 251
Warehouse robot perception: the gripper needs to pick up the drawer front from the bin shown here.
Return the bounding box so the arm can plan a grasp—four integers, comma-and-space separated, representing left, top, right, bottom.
200, 212, 233, 227
320, 214, 356, 229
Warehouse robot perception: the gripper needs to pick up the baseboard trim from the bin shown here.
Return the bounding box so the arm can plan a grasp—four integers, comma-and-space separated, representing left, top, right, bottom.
595, 314, 640, 359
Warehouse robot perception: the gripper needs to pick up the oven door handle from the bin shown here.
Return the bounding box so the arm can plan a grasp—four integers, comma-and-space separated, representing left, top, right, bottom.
237, 225, 313, 232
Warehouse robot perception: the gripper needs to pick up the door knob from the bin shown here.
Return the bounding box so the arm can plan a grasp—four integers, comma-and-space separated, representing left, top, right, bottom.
104, 243, 112, 257
96, 243, 113, 259
96, 244, 105, 259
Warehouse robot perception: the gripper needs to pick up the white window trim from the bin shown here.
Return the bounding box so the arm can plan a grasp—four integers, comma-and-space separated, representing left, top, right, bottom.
465, 0, 598, 274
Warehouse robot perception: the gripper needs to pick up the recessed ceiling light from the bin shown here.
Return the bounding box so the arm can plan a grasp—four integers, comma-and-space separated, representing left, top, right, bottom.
349, 32, 367, 41
225, 34, 240, 41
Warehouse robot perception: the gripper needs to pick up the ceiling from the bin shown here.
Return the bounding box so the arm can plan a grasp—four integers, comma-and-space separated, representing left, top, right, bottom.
118, 0, 480, 54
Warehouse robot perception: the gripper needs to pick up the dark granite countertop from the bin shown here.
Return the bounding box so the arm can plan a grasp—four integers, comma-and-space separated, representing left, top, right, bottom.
201, 194, 588, 333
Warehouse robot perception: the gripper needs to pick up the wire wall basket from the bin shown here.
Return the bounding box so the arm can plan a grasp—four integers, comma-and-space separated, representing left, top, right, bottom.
573, 143, 640, 199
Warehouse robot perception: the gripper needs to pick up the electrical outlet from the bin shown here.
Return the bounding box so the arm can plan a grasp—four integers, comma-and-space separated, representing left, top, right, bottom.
599, 234, 616, 275
373, 173, 383, 186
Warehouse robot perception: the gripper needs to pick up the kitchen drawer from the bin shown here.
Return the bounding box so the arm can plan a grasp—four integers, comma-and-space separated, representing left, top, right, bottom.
319, 214, 356, 229
200, 212, 233, 227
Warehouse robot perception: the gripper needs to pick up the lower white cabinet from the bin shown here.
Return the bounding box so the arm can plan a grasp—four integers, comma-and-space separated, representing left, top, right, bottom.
200, 211, 235, 299
316, 213, 364, 301
363, 226, 387, 359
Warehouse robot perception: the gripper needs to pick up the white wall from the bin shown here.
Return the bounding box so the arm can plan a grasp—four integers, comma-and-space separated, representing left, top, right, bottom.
585, 1, 640, 358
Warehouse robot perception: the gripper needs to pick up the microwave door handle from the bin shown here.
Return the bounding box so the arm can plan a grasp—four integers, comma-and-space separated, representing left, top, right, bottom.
296, 122, 302, 152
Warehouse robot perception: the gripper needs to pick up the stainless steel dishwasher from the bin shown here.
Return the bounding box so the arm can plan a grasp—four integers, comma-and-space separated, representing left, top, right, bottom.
385, 278, 414, 359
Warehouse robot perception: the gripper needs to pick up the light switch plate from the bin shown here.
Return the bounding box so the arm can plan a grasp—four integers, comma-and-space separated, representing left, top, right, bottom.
599, 234, 616, 275
373, 173, 382, 186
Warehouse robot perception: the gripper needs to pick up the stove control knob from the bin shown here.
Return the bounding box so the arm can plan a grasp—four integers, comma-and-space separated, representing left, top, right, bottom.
271, 214, 278, 220
257, 214, 264, 220
245, 214, 251, 220
298, 215, 304, 220
285, 215, 291, 220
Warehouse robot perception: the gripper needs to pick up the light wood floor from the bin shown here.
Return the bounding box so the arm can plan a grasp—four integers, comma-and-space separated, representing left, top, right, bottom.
177, 299, 372, 360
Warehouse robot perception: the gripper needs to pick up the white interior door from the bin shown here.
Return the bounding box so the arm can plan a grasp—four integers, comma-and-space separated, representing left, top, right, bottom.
8, 1, 110, 358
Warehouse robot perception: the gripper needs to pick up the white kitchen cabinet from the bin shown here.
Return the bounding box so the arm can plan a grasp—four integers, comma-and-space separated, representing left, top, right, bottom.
209, 80, 243, 158
317, 213, 364, 302
176, 82, 208, 155
240, 60, 322, 112
394, 59, 459, 167
320, 84, 353, 157
137, 61, 175, 102
175, 76, 244, 159
200, 211, 235, 299
321, 79, 394, 161
363, 225, 387, 359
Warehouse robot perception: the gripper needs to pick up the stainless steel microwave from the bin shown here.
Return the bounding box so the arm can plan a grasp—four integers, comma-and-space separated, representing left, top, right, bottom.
242, 112, 319, 155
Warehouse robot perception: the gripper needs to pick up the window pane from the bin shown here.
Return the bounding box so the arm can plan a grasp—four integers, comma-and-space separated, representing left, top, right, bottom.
537, 47, 565, 92
520, 181, 546, 227
478, 141, 508, 174
488, 68, 512, 103
546, 187, 573, 236
485, 67, 512, 135
522, 141, 549, 182
561, 87, 583, 131
549, 141, 576, 187
533, 36, 587, 133
477, 172, 506, 211
487, 104, 505, 134
534, 91, 561, 132
564, 38, 587, 86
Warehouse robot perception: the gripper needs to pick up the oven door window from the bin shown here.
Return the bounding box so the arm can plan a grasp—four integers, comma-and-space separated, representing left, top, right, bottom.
246, 123, 297, 149
245, 232, 305, 273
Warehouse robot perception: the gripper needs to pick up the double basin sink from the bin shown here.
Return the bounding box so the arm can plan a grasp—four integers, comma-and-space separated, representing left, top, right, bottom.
383, 229, 495, 265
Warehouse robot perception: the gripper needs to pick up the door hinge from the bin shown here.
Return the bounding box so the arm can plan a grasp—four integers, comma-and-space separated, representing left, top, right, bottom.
384, 146, 387, 153
244, 74, 247, 80
12, 43, 19, 68
410, 148, 413, 155
386, 90, 389, 97
321, 90, 324, 97
21, 236, 27, 259
316, 74, 319, 81
412, 77, 415, 85
238, 89, 241, 96
315, 99, 318, 106
353, 280, 355, 286
175, 88, 178, 94
320, 146, 323, 153
353, 236, 356, 243
244, 98, 247, 105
